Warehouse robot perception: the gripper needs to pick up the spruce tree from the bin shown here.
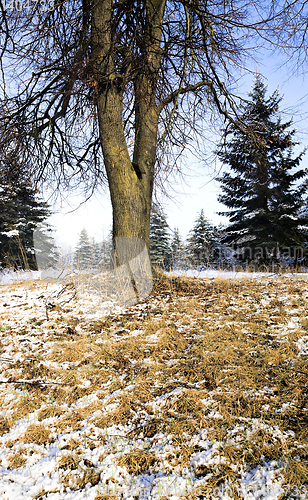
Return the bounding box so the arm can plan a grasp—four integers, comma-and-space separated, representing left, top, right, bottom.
89, 237, 101, 270
170, 228, 185, 270
0, 152, 57, 270
73, 229, 92, 270
100, 232, 113, 270
150, 204, 171, 270
217, 76, 308, 265
186, 210, 217, 268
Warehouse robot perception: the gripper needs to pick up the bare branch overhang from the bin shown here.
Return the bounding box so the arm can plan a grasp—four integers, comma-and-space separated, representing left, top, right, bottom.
158, 80, 213, 113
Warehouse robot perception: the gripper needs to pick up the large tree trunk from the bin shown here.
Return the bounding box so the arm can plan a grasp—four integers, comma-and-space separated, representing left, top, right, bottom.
96, 90, 157, 254
91, 0, 165, 258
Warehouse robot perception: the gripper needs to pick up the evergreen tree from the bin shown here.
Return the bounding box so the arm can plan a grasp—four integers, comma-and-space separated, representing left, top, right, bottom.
100, 232, 113, 270
0, 152, 57, 270
170, 228, 185, 270
217, 76, 308, 265
73, 229, 92, 270
213, 223, 234, 268
32, 222, 60, 273
89, 237, 101, 269
150, 204, 171, 269
88, 235, 113, 271
186, 210, 218, 268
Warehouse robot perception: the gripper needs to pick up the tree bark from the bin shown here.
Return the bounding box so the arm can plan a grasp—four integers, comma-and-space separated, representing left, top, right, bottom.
91, 0, 165, 258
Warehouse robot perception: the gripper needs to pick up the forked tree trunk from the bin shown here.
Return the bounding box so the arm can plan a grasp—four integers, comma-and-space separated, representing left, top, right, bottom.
96, 89, 157, 254
91, 0, 165, 259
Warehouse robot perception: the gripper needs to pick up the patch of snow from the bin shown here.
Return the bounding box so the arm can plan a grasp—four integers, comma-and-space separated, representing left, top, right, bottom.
297, 335, 308, 355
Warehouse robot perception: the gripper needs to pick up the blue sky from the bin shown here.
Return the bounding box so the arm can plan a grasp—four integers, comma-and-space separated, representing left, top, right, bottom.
47, 56, 308, 250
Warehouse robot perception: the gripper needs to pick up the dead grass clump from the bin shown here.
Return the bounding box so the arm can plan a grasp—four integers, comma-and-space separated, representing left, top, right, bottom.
203, 419, 231, 442
95, 393, 142, 429
283, 456, 308, 487
129, 417, 164, 438
59, 371, 80, 385
241, 444, 263, 467
5, 438, 19, 448
56, 412, 84, 432
167, 415, 204, 437
77, 469, 101, 488
201, 463, 240, 491
96, 390, 108, 400
214, 393, 264, 419
22, 423, 51, 445
78, 401, 102, 419
156, 274, 210, 298
57, 453, 79, 470
117, 451, 157, 475
279, 407, 308, 440
80, 368, 110, 387
169, 389, 206, 418
129, 383, 156, 404
112, 337, 154, 365
218, 444, 243, 465
65, 385, 91, 406
49, 339, 93, 363
60, 472, 76, 490
94, 496, 118, 500
157, 324, 188, 352
21, 363, 57, 380
37, 406, 65, 421
60, 438, 81, 451
107, 377, 126, 393
167, 445, 202, 468
111, 353, 132, 371
167, 359, 216, 386
219, 441, 278, 468
194, 463, 212, 478
0, 416, 11, 436
33, 489, 60, 500
7, 450, 27, 469
94, 415, 112, 429
300, 318, 308, 331
12, 396, 42, 420
86, 320, 104, 334
48, 387, 67, 405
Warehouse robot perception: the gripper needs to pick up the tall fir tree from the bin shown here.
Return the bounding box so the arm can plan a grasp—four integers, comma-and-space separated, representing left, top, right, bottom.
150, 204, 171, 270
217, 76, 308, 264
0, 151, 58, 270
100, 231, 113, 270
73, 229, 92, 270
170, 228, 185, 270
89, 237, 101, 269
186, 210, 218, 268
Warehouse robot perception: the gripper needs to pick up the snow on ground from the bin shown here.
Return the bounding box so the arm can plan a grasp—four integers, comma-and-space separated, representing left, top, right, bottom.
168, 268, 308, 280
0, 269, 41, 285
0, 269, 307, 499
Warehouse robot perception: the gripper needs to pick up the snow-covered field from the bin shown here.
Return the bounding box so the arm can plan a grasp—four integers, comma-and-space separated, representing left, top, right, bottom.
0, 269, 307, 499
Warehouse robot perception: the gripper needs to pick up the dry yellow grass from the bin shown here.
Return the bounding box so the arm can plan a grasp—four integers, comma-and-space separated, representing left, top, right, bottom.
22, 424, 51, 445
0, 271, 308, 497
7, 450, 27, 469
117, 450, 157, 474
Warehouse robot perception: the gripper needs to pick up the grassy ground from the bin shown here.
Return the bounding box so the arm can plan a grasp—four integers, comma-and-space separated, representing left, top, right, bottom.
0, 272, 307, 499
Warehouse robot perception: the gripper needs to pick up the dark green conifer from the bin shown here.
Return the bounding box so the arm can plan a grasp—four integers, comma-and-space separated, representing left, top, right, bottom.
170, 228, 185, 270
0, 151, 57, 270
150, 204, 171, 269
217, 76, 308, 264
73, 228, 92, 270
186, 209, 217, 268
